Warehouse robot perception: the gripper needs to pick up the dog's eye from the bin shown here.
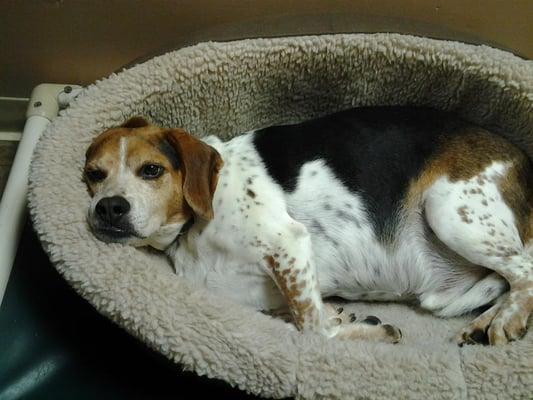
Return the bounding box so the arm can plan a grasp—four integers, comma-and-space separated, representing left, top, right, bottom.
139, 163, 164, 180
85, 169, 107, 183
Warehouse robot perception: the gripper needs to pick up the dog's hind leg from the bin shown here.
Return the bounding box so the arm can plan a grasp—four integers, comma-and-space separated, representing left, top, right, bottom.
424, 160, 533, 345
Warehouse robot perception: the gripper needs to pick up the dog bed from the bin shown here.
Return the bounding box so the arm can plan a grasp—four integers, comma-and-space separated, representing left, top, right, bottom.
28, 34, 532, 399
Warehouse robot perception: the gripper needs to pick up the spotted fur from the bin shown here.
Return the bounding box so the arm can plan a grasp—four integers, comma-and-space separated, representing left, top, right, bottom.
85, 108, 533, 345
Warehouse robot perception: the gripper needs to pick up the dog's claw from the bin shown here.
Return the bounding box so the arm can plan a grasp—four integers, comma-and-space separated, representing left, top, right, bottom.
383, 324, 402, 344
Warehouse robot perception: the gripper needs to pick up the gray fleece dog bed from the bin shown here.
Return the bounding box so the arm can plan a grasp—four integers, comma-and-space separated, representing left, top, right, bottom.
28, 34, 532, 399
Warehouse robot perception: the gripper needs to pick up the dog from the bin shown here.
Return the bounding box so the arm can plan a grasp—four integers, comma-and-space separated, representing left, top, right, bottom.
84, 107, 532, 345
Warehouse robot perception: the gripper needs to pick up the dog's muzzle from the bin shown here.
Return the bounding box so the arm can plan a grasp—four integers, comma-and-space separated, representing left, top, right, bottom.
90, 195, 137, 241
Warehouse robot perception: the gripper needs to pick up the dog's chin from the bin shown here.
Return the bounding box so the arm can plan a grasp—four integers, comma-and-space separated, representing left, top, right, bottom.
88, 218, 144, 246
91, 227, 136, 244
87, 216, 180, 250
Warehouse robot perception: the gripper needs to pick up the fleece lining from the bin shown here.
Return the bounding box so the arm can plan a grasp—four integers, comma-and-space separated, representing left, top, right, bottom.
29, 34, 532, 399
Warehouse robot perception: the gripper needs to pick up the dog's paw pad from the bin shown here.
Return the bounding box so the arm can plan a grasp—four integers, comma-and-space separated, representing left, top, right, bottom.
457, 328, 489, 346
469, 329, 489, 345
362, 315, 381, 325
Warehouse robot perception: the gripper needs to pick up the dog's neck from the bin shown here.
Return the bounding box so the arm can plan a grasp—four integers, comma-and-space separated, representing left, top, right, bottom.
144, 217, 195, 251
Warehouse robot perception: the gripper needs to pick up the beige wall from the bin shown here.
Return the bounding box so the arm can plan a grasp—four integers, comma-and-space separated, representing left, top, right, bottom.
1, 0, 531, 98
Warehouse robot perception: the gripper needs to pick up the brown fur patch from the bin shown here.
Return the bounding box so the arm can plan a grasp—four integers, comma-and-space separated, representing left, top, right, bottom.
498, 159, 533, 242
457, 206, 473, 224
165, 129, 223, 221
264, 255, 316, 329
404, 128, 533, 242
121, 116, 149, 128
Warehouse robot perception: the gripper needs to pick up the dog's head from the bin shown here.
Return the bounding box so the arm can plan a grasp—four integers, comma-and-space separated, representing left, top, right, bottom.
84, 117, 223, 249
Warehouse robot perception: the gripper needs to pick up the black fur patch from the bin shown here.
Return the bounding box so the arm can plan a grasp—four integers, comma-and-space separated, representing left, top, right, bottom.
253, 106, 464, 239
159, 140, 181, 170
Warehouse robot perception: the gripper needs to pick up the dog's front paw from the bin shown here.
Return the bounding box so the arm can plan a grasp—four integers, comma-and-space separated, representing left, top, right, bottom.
328, 306, 402, 344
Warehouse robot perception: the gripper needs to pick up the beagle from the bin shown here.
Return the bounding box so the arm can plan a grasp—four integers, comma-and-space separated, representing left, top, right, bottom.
84, 107, 532, 345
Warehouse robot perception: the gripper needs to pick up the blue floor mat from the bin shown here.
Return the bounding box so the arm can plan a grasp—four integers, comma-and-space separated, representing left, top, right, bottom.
0, 219, 264, 400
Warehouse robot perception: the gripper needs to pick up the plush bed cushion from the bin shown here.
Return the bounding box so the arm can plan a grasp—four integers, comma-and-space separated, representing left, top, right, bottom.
29, 34, 533, 399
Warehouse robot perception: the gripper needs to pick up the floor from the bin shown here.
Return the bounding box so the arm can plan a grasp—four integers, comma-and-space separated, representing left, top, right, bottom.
0, 224, 261, 400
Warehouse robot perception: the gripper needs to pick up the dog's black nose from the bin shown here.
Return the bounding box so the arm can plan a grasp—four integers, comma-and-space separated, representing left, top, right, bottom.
95, 196, 131, 224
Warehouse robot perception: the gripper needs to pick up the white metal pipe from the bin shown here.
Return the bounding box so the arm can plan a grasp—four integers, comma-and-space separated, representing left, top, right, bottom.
0, 83, 81, 306
0, 116, 50, 304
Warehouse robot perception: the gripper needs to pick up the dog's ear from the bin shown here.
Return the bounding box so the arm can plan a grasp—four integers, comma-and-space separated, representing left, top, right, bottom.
165, 129, 223, 220
121, 116, 149, 129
